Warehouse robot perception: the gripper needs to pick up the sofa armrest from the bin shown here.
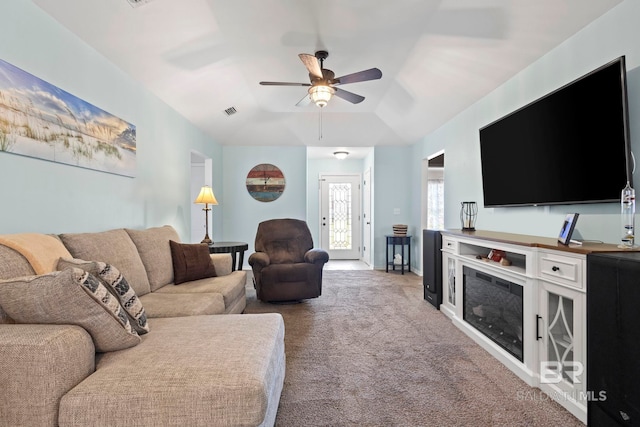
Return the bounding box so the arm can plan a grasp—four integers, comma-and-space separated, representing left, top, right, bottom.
0, 324, 95, 426
305, 248, 329, 265
210, 253, 232, 276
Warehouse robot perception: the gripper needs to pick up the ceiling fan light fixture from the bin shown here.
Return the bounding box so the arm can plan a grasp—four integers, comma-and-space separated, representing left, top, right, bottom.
333, 151, 349, 160
309, 85, 335, 108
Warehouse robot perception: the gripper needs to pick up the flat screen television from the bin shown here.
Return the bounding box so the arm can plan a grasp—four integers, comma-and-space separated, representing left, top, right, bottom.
479, 56, 633, 207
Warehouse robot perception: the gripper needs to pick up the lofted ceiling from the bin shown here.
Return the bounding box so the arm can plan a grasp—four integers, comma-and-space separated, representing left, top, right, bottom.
32, 0, 621, 158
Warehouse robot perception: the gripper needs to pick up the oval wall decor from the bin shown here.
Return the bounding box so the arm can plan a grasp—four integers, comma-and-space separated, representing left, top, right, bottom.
246, 163, 286, 202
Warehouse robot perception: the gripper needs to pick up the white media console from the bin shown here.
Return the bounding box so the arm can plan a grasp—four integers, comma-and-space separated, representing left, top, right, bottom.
439, 229, 636, 424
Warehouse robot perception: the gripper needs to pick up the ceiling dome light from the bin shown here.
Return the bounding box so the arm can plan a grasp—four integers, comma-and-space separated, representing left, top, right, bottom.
333, 151, 349, 160
309, 85, 335, 108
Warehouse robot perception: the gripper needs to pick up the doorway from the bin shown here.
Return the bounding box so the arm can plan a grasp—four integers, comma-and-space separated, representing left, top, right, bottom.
190, 152, 212, 243
362, 168, 372, 266
319, 174, 362, 260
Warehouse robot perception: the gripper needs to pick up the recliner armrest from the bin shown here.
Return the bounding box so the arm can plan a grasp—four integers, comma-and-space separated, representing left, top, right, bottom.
249, 252, 271, 269
305, 248, 329, 265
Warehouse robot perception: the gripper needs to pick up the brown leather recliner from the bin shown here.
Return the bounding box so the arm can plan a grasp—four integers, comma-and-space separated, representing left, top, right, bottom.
249, 218, 329, 302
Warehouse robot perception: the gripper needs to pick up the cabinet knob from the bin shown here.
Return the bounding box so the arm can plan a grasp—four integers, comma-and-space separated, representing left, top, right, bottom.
552, 266, 560, 272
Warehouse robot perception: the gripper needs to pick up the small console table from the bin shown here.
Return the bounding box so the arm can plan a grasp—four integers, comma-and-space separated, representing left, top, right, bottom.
208, 241, 248, 271
385, 235, 411, 274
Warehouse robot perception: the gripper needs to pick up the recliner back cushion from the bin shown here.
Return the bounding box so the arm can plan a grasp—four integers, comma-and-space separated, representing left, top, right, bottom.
59, 229, 151, 296
255, 219, 314, 264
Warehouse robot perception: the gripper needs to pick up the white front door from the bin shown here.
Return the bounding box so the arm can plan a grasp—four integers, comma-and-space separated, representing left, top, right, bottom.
319, 174, 361, 260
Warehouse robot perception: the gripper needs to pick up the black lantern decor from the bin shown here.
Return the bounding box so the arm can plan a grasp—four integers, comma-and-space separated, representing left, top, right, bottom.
460, 201, 477, 231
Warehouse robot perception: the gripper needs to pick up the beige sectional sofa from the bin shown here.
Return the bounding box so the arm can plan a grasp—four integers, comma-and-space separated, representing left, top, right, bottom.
0, 225, 285, 426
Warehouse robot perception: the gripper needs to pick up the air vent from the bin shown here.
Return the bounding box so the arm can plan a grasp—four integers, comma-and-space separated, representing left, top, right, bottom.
126, 0, 153, 8
224, 107, 237, 116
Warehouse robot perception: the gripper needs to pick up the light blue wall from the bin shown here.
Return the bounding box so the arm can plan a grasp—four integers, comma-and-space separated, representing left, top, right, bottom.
0, 0, 222, 241
373, 146, 413, 269
417, 0, 640, 245
221, 146, 307, 268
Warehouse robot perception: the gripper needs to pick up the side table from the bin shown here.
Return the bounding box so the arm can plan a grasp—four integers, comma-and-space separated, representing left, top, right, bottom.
385, 235, 411, 274
208, 241, 249, 271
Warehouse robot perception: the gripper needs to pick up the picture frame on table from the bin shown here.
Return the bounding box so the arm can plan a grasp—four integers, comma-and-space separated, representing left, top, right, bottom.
558, 213, 579, 245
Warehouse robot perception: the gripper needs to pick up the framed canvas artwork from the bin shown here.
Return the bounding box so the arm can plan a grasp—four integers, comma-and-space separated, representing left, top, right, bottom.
0, 58, 136, 177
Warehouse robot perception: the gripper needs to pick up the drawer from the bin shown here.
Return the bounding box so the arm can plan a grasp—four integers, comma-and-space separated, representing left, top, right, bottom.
441, 236, 458, 253
537, 251, 584, 289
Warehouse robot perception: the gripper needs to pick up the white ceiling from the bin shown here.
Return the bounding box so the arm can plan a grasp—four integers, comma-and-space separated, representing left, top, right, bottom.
32, 0, 621, 158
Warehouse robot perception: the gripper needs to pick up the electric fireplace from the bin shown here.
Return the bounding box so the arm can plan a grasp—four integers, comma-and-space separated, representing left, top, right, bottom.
463, 266, 523, 361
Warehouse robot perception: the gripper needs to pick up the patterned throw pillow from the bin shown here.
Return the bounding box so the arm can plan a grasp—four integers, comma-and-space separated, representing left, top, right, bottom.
58, 258, 149, 334
169, 240, 217, 285
0, 268, 140, 352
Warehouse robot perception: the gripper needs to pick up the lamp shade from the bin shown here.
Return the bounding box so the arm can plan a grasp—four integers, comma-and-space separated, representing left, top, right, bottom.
194, 185, 218, 205
309, 85, 335, 108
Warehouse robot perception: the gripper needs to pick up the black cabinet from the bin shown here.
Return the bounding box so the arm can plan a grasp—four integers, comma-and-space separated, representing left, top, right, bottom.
587, 252, 640, 426
422, 229, 442, 309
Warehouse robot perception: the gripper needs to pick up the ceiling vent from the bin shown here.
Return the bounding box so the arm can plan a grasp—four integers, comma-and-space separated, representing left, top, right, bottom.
224, 107, 237, 116
126, 0, 153, 8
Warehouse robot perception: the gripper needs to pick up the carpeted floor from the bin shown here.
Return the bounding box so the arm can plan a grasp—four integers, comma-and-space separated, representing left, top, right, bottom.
243, 270, 584, 427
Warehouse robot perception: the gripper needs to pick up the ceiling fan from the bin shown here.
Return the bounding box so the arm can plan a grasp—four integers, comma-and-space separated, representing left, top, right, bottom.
259, 50, 382, 108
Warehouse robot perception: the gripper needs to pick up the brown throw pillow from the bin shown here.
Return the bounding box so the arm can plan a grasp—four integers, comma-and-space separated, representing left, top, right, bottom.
169, 240, 217, 285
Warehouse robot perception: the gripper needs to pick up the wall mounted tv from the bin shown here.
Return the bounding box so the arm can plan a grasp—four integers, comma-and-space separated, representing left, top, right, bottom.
479, 56, 633, 207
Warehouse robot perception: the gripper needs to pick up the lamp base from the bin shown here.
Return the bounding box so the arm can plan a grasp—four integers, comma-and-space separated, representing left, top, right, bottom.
201, 234, 213, 244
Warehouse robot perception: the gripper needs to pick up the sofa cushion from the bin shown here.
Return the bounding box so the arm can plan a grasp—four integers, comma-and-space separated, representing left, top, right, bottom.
139, 293, 225, 317
169, 240, 217, 285
125, 226, 181, 292
0, 233, 72, 274
0, 244, 36, 325
58, 314, 286, 427
58, 258, 149, 335
59, 229, 151, 296
154, 270, 246, 310
0, 268, 140, 352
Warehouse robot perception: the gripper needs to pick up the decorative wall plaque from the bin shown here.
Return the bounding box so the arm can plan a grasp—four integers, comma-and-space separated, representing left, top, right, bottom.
246, 163, 285, 202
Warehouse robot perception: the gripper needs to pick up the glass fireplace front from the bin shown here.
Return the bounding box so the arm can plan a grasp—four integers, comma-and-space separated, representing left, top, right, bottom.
463, 266, 523, 361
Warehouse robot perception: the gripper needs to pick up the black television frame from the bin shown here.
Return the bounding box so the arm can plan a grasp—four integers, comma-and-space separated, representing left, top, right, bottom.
479, 56, 633, 208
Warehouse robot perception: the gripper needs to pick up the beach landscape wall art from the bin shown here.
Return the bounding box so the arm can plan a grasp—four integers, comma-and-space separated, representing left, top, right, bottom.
0, 58, 136, 177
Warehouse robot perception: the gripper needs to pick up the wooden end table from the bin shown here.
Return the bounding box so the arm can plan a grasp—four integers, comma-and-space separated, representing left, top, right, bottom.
208, 241, 249, 271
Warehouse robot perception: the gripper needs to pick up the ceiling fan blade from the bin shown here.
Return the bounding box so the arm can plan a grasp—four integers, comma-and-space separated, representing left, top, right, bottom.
332, 68, 382, 85
295, 93, 312, 107
334, 88, 365, 104
259, 81, 311, 86
299, 53, 323, 80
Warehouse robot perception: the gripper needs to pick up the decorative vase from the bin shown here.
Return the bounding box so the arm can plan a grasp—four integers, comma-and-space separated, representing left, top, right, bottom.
620, 181, 635, 248
460, 201, 477, 231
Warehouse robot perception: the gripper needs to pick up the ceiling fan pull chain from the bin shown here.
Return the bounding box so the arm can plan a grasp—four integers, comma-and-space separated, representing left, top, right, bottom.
318, 108, 323, 140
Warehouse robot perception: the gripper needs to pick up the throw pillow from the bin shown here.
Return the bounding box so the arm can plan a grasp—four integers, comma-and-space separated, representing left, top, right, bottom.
169, 240, 217, 285
58, 258, 149, 334
0, 268, 140, 352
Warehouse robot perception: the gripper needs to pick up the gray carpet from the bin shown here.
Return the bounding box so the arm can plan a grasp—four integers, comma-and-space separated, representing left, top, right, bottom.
244, 270, 583, 427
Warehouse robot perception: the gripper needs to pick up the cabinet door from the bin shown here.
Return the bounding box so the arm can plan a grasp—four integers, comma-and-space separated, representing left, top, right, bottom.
538, 281, 585, 398
442, 253, 456, 310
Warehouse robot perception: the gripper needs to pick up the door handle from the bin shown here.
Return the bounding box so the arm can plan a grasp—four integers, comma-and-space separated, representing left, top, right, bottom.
536, 315, 542, 340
